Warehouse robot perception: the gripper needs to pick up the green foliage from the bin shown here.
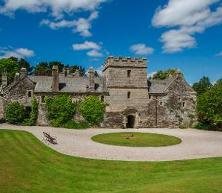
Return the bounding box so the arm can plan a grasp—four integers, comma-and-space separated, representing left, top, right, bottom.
5, 102, 25, 124
63, 120, 89, 129
46, 95, 76, 127
69, 65, 85, 76
33, 61, 85, 76
193, 76, 212, 96
197, 83, 222, 130
2, 130, 222, 193
23, 98, 38, 126
33, 62, 52, 76
152, 69, 182, 80
0, 57, 31, 84
79, 96, 105, 125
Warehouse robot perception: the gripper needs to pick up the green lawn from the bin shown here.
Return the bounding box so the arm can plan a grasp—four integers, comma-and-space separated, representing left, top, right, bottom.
92, 132, 181, 147
0, 130, 222, 193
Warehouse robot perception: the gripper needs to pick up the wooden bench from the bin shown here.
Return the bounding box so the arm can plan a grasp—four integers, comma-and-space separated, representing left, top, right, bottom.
43, 132, 57, 145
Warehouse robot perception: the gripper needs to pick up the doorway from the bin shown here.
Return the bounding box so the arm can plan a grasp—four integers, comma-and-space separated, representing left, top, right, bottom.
126, 115, 135, 128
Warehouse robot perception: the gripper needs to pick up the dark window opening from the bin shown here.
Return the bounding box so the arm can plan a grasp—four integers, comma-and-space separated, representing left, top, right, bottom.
127, 91, 131, 99
182, 102, 185, 107
126, 115, 135, 128
127, 70, 131, 77
101, 96, 104, 102
28, 91, 32, 97
149, 95, 152, 99
160, 101, 163, 106
94, 83, 99, 90
41, 96, 45, 103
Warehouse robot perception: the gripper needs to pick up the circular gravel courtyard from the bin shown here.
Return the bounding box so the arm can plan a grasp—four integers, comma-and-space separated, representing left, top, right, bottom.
0, 124, 222, 161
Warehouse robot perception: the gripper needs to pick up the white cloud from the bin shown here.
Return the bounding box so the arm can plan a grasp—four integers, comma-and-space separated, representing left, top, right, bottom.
72, 41, 101, 50
72, 41, 103, 57
130, 43, 154, 55
40, 11, 98, 37
87, 49, 103, 57
1, 1, 106, 37
147, 71, 157, 79
0, 0, 105, 18
152, 0, 222, 53
0, 47, 35, 58
216, 51, 222, 56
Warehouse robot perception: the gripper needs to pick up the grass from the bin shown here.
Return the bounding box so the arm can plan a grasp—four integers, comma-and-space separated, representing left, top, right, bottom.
0, 130, 222, 193
91, 132, 182, 147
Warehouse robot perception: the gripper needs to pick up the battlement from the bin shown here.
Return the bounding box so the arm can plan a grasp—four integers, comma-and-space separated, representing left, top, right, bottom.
103, 56, 147, 71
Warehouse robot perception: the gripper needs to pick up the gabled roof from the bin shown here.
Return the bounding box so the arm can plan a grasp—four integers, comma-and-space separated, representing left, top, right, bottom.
148, 75, 195, 94
148, 76, 176, 94
28, 75, 106, 93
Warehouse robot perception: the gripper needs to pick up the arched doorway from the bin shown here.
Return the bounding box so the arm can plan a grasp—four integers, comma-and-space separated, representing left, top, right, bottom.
126, 115, 135, 128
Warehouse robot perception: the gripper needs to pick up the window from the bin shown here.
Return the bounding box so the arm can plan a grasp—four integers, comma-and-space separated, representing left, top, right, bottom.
27, 90, 32, 97
127, 70, 131, 77
101, 96, 104, 102
149, 95, 152, 99
160, 101, 163, 106
127, 91, 131, 99
41, 96, 45, 103
182, 102, 185, 108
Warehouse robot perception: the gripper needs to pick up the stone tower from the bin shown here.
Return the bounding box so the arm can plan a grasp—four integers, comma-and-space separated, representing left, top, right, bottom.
103, 56, 149, 128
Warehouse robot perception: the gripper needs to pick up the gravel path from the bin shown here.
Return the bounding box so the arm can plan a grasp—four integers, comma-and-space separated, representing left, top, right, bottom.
0, 123, 222, 161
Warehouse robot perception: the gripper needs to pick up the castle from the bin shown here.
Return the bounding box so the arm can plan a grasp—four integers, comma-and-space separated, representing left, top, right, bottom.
0, 56, 196, 128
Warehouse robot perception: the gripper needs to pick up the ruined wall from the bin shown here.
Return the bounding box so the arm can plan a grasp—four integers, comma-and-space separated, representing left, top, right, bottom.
4, 77, 35, 106
139, 76, 196, 128
0, 97, 5, 120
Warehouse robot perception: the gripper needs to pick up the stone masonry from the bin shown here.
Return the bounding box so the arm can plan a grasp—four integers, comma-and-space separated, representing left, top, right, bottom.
0, 56, 196, 128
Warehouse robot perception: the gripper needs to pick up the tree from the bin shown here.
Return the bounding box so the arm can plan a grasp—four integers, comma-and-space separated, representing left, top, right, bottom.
216, 79, 222, 86
5, 102, 25, 124
48, 61, 65, 73
152, 69, 182, 80
69, 65, 85, 76
33, 62, 51, 76
0, 57, 31, 84
0, 58, 19, 84
46, 95, 76, 127
192, 76, 212, 96
33, 61, 85, 76
197, 83, 222, 130
79, 96, 105, 125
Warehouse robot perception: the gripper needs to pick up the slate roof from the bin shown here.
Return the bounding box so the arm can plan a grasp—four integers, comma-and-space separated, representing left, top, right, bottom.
148, 76, 176, 94
28, 75, 106, 93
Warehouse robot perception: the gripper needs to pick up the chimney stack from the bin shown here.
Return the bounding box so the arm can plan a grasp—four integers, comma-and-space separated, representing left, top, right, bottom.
73, 69, 80, 77
20, 68, 27, 78
52, 65, 59, 92
88, 67, 95, 91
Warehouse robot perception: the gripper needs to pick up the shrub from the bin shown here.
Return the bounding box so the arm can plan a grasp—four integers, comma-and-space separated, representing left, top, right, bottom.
79, 96, 105, 125
5, 102, 25, 124
197, 82, 222, 130
22, 98, 38, 126
46, 95, 76, 126
63, 120, 89, 129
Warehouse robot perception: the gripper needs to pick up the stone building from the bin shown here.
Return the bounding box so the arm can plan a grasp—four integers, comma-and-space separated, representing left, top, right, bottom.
0, 56, 196, 128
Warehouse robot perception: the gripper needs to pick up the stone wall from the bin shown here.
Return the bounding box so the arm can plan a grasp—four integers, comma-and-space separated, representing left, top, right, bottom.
0, 97, 5, 120
4, 77, 35, 106
37, 104, 49, 126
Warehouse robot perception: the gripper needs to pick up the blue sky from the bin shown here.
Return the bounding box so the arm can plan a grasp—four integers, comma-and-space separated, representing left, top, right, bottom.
0, 0, 222, 83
